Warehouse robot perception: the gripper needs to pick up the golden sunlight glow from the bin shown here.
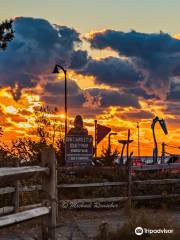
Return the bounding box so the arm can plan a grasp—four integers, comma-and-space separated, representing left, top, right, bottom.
0, 88, 13, 98
85, 29, 107, 40
0, 85, 179, 156
173, 33, 180, 40
17, 122, 32, 128
5, 106, 18, 114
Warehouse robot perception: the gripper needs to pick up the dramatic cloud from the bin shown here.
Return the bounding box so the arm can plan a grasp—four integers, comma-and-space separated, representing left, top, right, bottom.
127, 87, 157, 100
0, 16, 179, 140
42, 79, 85, 109
0, 17, 88, 98
70, 50, 89, 70
87, 30, 180, 57
42, 79, 140, 112
167, 82, 180, 101
165, 81, 180, 117
79, 57, 142, 88
86, 30, 180, 98
86, 88, 140, 108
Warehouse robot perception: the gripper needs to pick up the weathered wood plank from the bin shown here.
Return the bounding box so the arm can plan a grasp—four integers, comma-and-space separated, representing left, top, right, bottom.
58, 178, 180, 188
18, 203, 42, 212
0, 204, 43, 216
58, 181, 128, 188
1, 178, 179, 196
0, 206, 14, 216
0, 185, 42, 195
0, 187, 15, 195
131, 163, 180, 171
132, 193, 180, 200
0, 207, 50, 228
0, 166, 49, 182
58, 166, 126, 173
134, 178, 180, 185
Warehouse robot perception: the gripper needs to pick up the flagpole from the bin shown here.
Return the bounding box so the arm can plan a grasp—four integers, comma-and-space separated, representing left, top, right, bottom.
95, 120, 97, 161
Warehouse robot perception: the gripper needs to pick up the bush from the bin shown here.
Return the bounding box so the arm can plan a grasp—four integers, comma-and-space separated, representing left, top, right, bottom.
94, 210, 179, 240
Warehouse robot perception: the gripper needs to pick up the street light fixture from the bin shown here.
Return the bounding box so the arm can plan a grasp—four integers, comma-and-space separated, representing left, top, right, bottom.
52, 64, 68, 136
108, 133, 117, 158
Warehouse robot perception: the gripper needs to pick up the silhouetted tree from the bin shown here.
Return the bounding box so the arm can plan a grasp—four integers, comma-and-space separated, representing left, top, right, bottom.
34, 106, 63, 145
0, 19, 14, 50
56, 138, 65, 166
0, 106, 66, 167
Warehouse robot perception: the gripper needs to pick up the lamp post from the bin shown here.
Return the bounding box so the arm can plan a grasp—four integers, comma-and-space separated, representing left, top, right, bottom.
52, 64, 68, 136
108, 133, 117, 158
137, 122, 140, 159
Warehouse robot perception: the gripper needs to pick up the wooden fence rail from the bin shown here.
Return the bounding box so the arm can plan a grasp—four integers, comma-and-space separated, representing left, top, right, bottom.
1, 178, 179, 195
0, 147, 57, 240
58, 163, 180, 207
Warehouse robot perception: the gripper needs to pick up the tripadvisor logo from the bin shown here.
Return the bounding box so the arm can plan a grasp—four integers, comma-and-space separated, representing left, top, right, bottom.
135, 227, 174, 235
135, 227, 143, 236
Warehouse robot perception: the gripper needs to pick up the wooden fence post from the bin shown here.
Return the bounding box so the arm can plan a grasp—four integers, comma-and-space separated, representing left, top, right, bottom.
13, 158, 20, 212
128, 165, 132, 207
41, 147, 57, 240
127, 129, 132, 207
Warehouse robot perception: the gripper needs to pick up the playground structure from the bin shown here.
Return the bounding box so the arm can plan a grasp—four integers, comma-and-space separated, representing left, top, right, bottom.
116, 116, 170, 165
118, 139, 133, 165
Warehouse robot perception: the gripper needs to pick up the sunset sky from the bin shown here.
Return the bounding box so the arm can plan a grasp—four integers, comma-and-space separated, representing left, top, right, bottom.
0, 0, 180, 156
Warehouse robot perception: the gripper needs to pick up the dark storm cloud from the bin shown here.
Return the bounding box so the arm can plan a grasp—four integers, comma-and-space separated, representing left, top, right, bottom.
43, 94, 85, 109
70, 50, 89, 69
0, 17, 88, 98
165, 81, 180, 116
86, 88, 140, 108
167, 82, 180, 101
79, 57, 142, 88
45, 79, 81, 95
43, 79, 85, 109
87, 30, 180, 56
86, 30, 180, 97
43, 79, 140, 111
127, 87, 157, 100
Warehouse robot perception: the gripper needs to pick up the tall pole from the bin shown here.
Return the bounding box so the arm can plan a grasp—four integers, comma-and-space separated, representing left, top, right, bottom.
52, 65, 68, 164
108, 134, 111, 159
64, 70, 67, 136
127, 129, 130, 162
137, 122, 140, 159
94, 120, 97, 161
52, 65, 68, 136
161, 142, 165, 163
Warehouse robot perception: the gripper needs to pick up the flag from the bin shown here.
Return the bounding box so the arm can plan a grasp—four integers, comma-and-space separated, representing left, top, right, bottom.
96, 124, 111, 144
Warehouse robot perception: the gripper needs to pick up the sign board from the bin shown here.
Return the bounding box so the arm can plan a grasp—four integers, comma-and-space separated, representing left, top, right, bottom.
65, 135, 93, 165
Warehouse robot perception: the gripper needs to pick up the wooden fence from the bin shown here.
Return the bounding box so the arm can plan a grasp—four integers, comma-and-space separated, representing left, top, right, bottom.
0, 147, 57, 240
1, 163, 180, 209
0, 157, 180, 238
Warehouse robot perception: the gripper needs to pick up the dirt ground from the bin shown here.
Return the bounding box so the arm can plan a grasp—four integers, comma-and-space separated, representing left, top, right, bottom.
0, 208, 180, 240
